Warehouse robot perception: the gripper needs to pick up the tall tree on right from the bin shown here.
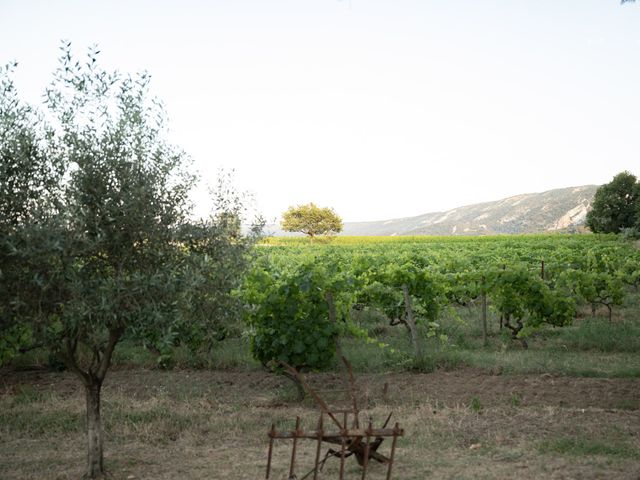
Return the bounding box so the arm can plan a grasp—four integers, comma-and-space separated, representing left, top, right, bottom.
586, 171, 640, 233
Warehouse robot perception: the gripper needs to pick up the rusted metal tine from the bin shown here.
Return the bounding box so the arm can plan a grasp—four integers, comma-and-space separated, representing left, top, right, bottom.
270, 361, 405, 479
313, 414, 323, 480
289, 416, 300, 479
341, 356, 360, 428
266, 423, 276, 479
268, 427, 399, 439
339, 431, 347, 480
361, 420, 372, 479
385, 423, 400, 480
382, 412, 393, 428
280, 362, 343, 430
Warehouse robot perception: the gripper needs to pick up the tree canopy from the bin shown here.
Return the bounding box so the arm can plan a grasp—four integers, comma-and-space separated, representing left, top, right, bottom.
586, 171, 640, 234
0, 44, 261, 478
281, 203, 343, 238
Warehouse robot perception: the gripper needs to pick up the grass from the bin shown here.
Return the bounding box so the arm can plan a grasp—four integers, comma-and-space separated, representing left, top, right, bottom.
2, 368, 639, 479
10, 294, 640, 379
544, 318, 640, 353
539, 437, 640, 459
469, 396, 483, 413
0, 409, 83, 435
339, 305, 640, 378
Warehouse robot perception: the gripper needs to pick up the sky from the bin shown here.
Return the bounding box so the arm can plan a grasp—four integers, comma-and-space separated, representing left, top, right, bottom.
1, 0, 639, 223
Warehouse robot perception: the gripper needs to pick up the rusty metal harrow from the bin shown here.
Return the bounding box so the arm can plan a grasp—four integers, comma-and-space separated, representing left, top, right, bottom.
265, 358, 404, 479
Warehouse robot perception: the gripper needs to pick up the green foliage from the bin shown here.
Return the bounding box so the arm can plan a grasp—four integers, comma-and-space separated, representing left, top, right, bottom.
0, 324, 32, 365
538, 437, 640, 459
1, 44, 261, 477
0, 62, 64, 351
554, 318, 640, 353
356, 259, 443, 331
443, 271, 483, 306
280, 202, 343, 238
561, 270, 625, 321
469, 396, 483, 413
251, 234, 635, 353
0, 62, 63, 230
1, 44, 260, 370
586, 171, 640, 234
618, 252, 640, 290
242, 258, 342, 370
488, 268, 575, 342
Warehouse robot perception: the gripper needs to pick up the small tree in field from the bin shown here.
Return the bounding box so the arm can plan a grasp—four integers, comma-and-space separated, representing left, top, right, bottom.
281, 202, 343, 239
243, 258, 340, 400
1, 45, 260, 478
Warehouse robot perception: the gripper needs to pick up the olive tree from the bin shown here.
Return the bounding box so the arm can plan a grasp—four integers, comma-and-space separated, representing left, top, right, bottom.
1, 45, 261, 478
0, 61, 65, 361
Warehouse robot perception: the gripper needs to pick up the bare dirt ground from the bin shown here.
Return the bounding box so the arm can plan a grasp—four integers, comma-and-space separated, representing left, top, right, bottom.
1, 367, 639, 479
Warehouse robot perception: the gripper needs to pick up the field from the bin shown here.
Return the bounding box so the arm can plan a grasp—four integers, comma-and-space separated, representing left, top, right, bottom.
1, 234, 640, 479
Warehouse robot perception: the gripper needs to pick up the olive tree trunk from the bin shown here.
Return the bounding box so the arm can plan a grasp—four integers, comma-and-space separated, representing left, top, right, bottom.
63, 327, 122, 479
85, 380, 104, 478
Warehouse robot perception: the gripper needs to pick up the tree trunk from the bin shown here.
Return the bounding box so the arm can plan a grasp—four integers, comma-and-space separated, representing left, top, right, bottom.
606, 304, 613, 323
503, 315, 528, 349
282, 369, 306, 402
62, 327, 122, 479
401, 285, 423, 360
85, 379, 104, 478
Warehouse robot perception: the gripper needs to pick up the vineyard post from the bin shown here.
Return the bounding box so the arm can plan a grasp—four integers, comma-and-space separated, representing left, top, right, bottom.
541, 260, 545, 280
326, 292, 343, 358
499, 264, 506, 331
401, 285, 423, 360
481, 275, 488, 347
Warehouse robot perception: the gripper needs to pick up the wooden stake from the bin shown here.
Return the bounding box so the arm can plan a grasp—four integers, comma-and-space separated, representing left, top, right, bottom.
481, 276, 488, 347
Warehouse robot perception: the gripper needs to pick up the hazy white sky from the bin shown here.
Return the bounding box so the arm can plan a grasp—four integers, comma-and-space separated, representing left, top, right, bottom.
2, 0, 639, 222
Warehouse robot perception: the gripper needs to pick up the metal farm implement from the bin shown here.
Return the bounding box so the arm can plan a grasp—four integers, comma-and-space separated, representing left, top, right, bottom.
265, 358, 404, 479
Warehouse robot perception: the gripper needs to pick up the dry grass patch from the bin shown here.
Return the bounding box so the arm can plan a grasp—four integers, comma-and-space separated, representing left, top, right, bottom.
1, 368, 639, 479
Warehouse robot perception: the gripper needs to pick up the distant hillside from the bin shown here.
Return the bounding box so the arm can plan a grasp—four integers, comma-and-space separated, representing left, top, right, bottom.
265, 185, 598, 237
341, 185, 598, 236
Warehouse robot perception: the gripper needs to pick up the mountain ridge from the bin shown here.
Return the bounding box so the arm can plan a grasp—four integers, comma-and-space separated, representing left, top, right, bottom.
266, 185, 598, 236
